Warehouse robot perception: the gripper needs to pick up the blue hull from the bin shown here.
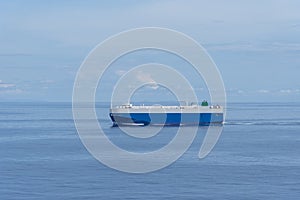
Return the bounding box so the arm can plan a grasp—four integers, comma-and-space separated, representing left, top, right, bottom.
109, 113, 223, 126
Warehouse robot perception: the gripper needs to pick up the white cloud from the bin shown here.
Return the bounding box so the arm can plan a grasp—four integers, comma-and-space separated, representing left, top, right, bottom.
227, 88, 247, 93
258, 89, 270, 94
0, 80, 24, 95
136, 71, 159, 90
0, 80, 15, 88
279, 89, 292, 93
0, 88, 23, 94
274, 89, 300, 95
40, 79, 54, 84
115, 70, 127, 76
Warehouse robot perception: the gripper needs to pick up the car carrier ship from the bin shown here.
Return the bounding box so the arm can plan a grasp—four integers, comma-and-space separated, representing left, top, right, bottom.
109, 101, 224, 126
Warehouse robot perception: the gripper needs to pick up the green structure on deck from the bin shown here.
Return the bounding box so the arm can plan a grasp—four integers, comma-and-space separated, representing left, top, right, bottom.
201, 100, 209, 106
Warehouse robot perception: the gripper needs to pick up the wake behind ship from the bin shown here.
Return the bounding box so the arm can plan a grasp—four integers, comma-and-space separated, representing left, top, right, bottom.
109, 101, 224, 126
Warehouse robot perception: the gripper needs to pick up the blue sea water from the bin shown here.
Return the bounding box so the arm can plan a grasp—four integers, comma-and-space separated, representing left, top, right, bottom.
0, 102, 300, 199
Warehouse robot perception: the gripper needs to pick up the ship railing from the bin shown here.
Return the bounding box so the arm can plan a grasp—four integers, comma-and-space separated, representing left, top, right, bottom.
114, 104, 222, 110
115, 105, 222, 109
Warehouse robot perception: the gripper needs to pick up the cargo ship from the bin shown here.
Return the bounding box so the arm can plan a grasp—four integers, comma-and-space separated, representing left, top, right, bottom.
109, 101, 224, 126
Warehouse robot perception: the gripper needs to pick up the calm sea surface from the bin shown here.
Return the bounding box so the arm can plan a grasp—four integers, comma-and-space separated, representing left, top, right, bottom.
0, 102, 299, 199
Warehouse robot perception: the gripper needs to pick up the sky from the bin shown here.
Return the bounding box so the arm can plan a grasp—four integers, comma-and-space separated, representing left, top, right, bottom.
0, 0, 300, 102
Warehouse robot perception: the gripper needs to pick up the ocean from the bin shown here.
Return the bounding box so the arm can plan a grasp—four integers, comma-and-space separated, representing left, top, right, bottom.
0, 102, 299, 199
